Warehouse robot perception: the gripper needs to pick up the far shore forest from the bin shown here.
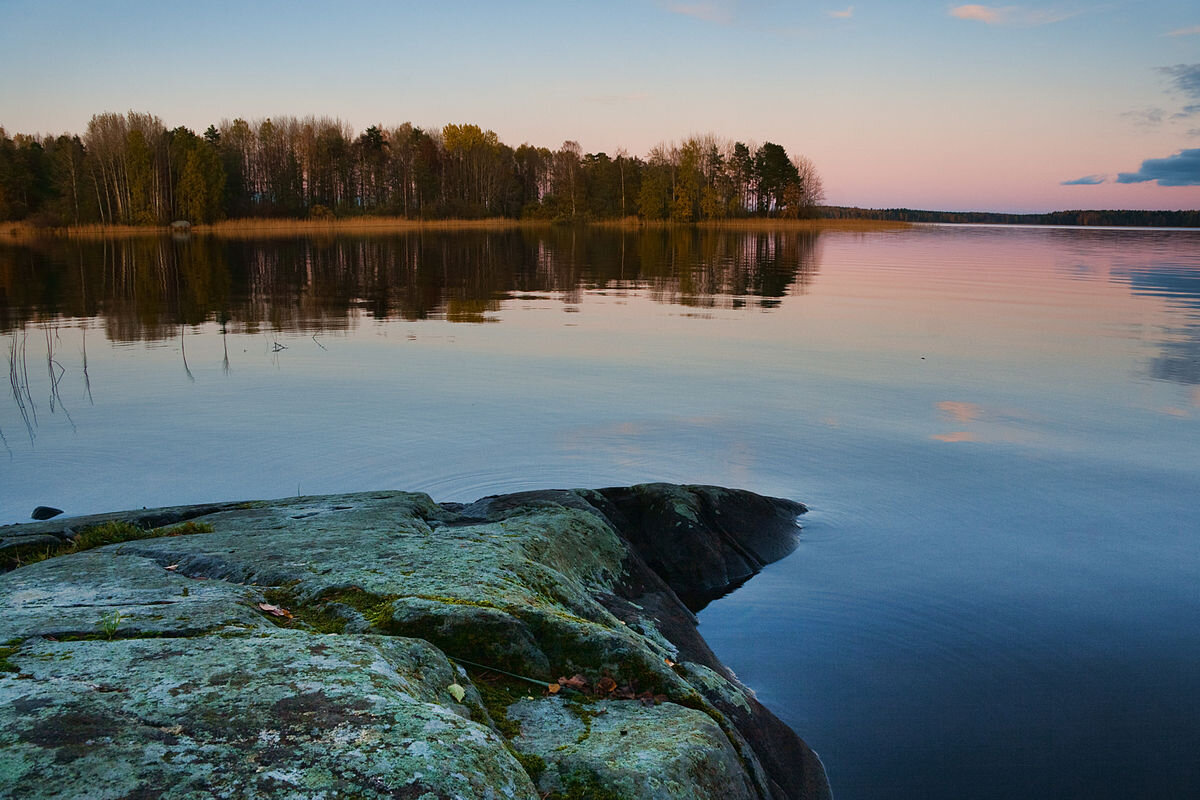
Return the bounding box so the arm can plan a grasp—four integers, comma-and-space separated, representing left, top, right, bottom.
2, 112, 1196, 232
0, 112, 825, 227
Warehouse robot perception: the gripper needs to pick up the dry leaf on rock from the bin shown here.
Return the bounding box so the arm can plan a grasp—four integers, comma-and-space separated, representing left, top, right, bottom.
558, 674, 589, 691
257, 602, 293, 619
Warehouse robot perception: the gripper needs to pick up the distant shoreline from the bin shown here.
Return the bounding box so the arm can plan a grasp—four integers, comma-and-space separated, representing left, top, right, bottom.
6, 206, 1198, 243
822, 205, 1200, 228
0, 216, 909, 242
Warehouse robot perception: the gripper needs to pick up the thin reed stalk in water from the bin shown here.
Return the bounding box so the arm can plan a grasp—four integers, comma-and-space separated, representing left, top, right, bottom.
20, 332, 37, 428
44, 327, 75, 433
8, 336, 35, 445
180, 326, 194, 383
82, 328, 94, 406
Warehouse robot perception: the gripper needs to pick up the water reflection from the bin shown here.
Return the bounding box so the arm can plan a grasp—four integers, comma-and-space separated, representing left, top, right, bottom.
1111, 264, 1200, 385
0, 228, 821, 340
4, 326, 80, 449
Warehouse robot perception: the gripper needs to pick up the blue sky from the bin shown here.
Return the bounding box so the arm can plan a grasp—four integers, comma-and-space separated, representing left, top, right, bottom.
2, 0, 1199, 212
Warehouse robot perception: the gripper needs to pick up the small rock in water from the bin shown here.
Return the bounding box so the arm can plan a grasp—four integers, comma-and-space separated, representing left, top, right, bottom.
31, 506, 64, 521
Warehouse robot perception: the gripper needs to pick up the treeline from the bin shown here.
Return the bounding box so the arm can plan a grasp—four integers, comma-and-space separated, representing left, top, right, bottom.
822, 206, 1200, 228
0, 112, 824, 226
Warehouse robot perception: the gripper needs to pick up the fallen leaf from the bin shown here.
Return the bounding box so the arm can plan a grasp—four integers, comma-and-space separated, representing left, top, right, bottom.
596, 676, 617, 694
664, 658, 675, 667
558, 674, 588, 691
547, 683, 561, 695
258, 602, 293, 619
447, 683, 466, 702
165, 564, 179, 571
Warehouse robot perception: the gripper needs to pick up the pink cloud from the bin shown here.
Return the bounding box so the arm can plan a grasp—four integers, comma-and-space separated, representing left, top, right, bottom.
951, 4, 1003, 23
949, 4, 1076, 26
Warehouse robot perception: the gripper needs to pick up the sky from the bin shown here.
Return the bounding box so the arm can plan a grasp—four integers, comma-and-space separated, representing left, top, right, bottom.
1, 0, 1199, 213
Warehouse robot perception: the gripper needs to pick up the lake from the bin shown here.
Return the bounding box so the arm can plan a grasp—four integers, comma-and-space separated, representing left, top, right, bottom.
2, 224, 1198, 798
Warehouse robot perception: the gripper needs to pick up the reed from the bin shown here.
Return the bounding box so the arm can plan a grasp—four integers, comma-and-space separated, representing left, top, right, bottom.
195, 216, 551, 239
696, 218, 912, 232
0, 221, 168, 242
1, 215, 908, 243
587, 216, 648, 230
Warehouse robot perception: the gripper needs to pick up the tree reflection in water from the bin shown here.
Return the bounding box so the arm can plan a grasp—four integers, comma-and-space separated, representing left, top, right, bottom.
0, 228, 821, 342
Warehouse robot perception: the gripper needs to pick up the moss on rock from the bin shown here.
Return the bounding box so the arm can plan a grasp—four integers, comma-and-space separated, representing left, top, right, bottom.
0, 486, 829, 800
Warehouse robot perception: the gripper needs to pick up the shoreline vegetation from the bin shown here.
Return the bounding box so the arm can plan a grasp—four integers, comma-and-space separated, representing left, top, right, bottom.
4, 110, 1192, 238
1, 112, 828, 231
0, 216, 911, 241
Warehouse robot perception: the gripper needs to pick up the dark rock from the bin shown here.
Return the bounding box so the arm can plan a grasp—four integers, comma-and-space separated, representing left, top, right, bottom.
593, 483, 806, 611
30, 506, 63, 521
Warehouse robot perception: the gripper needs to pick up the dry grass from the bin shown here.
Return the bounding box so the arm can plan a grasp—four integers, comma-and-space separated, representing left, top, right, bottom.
195, 216, 550, 239
586, 217, 910, 232
697, 218, 912, 232
2, 215, 909, 243
588, 216, 647, 229
1, 221, 169, 242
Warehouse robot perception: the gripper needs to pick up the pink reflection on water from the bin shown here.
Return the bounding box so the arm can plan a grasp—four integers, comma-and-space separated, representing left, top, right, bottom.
937, 401, 983, 423
931, 431, 980, 443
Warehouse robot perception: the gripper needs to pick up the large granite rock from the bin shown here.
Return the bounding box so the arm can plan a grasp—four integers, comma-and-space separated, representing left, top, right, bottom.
0, 484, 830, 800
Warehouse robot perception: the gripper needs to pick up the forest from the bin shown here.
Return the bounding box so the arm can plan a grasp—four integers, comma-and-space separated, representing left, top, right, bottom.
0, 112, 825, 226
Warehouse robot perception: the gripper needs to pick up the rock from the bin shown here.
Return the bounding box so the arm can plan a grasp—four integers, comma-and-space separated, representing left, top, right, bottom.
0, 485, 830, 800
508, 697, 759, 799
29, 507, 62, 521
1, 633, 532, 799
592, 483, 806, 611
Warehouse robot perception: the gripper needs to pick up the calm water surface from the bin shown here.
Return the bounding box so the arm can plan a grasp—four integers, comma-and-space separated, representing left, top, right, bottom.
2, 225, 1198, 798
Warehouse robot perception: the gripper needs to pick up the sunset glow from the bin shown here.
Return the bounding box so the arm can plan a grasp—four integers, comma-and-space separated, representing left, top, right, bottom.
1, 1, 1198, 213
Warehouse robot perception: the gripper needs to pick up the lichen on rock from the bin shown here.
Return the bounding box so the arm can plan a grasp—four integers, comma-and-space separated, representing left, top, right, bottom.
0, 484, 829, 799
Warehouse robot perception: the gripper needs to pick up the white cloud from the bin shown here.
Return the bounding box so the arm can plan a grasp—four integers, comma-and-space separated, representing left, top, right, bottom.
829, 6, 854, 19
1166, 25, 1200, 37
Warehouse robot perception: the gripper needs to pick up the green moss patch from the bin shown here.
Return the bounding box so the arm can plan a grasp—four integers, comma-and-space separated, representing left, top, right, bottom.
510, 749, 546, 784
156, 521, 215, 537
0, 640, 23, 673
470, 673, 526, 739
543, 770, 625, 800
259, 586, 397, 634
2, 519, 214, 572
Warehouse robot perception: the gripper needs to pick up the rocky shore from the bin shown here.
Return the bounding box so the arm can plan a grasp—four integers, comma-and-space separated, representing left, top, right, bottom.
0, 484, 831, 799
